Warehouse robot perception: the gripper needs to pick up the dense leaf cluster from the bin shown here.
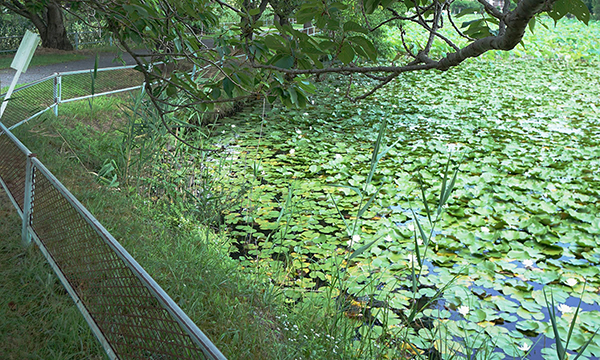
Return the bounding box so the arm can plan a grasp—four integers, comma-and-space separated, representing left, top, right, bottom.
69, 0, 590, 133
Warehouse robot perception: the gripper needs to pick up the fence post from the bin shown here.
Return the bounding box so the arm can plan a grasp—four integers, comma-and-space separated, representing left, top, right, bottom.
54, 74, 61, 116
22, 153, 35, 246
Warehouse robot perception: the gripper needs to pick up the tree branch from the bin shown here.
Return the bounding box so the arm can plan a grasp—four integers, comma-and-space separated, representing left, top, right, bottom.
447, 9, 475, 41
476, 0, 503, 18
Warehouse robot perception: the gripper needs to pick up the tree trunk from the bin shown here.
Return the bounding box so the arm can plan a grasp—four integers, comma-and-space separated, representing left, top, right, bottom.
39, 2, 73, 50
22, 1, 73, 51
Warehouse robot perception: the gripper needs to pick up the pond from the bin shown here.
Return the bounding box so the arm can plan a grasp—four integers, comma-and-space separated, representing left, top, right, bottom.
209, 58, 600, 359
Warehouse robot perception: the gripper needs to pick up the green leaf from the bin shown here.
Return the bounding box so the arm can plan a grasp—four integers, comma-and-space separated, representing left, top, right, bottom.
349, 36, 377, 61
364, 0, 381, 13
548, 0, 590, 24
544, 289, 567, 360
528, 15, 536, 34
338, 43, 355, 64
343, 21, 368, 34
357, 184, 384, 218
211, 86, 221, 99
288, 87, 298, 105
223, 77, 234, 98
264, 35, 286, 50
569, 0, 590, 24
456, 5, 481, 18
349, 238, 379, 260
330, 184, 362, 197
166, 83, 177, 97
274, 55, 295, 69
296, 7, 315, 24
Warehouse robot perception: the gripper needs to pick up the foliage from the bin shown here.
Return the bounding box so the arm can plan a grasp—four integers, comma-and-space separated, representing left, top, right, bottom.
385, 16, 600, 62
198, 45, 600, 358
0, 0, 74, 50
8, 93, 351, 360
584, 0, 600, 19
84, 0, 592, 134
449, 0, 483, 14
0, 10, 33, 36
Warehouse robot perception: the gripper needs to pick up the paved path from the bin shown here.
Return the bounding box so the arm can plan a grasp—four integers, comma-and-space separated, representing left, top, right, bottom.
0, 52, 144, 87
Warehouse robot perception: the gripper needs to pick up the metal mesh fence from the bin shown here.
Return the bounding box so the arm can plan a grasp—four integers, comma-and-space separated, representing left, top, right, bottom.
0, 35, 29, 53
60, 67, 145, 102
0, 130, 27, 211
0, 32, 107, 53
29, 163, 212, 360
0, 64, 226, 359
0, 65, 146, 130
1, 78, 55, 129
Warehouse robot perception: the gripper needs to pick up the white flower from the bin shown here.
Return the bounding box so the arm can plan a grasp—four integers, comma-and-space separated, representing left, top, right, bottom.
335, 88, 340, 92
518, 342, 531, 352
565, 278, 578, 287
231, 124, 236, 128
416, 238, 423, 246
296, 129, 302, 134
347, 234, 361, 247
407, 254, 419, 267
481, 227, 490, 233
523, 259, 535, 269
335, 154, 343, 160
384, 235, 393, 242
458, 305, 470, 316
303, 112, 309, 116
557, 304, 574, 314
289, 149, 296, 155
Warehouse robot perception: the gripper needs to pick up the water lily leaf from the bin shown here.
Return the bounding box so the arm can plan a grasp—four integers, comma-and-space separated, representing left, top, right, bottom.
528, 220, 548, 236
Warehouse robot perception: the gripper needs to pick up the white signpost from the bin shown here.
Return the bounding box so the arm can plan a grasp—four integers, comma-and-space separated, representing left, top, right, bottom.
0, 30, 41, 119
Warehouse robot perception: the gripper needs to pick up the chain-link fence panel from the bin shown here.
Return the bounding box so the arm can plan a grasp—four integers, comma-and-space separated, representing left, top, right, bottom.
0, 35, 27, 53
29, 161, 218, 360
1, 78, 55, 129
67, 30, 109, 49
60, 67, 145, 102
0, 130, 28, 212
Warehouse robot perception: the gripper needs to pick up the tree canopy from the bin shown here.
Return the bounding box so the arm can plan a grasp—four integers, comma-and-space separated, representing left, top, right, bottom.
0, 0, 75, 50
89, 0, 590, 135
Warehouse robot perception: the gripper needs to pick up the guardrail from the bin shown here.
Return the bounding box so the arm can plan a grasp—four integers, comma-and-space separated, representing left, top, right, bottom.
0, 71, 227, 359
0, 65, 145, 130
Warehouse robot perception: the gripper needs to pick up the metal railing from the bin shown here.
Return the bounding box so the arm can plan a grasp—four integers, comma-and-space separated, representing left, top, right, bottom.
0, 65, 145, 130
0, 30, 111, 53
0, 75, 226, 359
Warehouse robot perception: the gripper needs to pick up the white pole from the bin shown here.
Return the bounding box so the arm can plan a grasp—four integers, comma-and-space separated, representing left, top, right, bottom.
0, 30, 40, 120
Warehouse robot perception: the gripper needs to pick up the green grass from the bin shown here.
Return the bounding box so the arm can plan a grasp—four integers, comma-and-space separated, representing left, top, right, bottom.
0, 52, 88, 70
2, 94, 347, 360
3, 17, 600, 359
0, 191, 106, 359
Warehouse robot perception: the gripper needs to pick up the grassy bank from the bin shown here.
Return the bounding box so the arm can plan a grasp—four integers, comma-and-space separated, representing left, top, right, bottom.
0, 191, 105, 359
2, 93, 345, 360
